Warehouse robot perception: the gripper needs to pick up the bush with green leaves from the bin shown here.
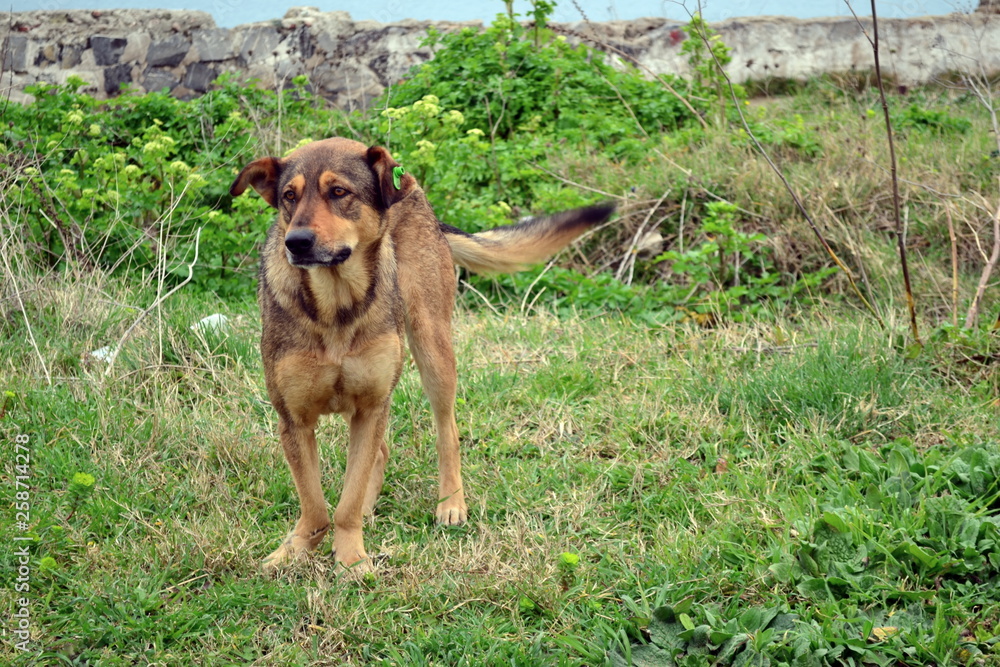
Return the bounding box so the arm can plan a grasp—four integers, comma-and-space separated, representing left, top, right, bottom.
363, 2, 704, 232
2, 74, 335, 297
384, 7, 696, 148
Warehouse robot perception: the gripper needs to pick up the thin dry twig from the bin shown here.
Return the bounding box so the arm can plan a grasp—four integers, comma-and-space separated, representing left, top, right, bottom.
526, 162, 625, 200
0, 233, 52, 386
727, 343, 819, 354
944, 12, 1000, 329
964, 178, 1000, 329
678, 188, 688, 253
561, 2, 708, 130
615, 189, 671, 283
945, 204, 959, 328
855, 0, 921, 344
459, 278, 503, 316
103, 228, 202, 377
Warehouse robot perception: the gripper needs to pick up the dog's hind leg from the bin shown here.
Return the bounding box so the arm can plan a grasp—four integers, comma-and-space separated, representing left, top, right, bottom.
405, 312, 469, 526
263, 417, 330, 571
394, 216, 469, 526
362, 440, 389, 516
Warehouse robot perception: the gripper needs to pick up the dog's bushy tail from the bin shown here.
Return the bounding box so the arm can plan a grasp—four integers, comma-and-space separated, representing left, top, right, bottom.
441, 203, 616, 274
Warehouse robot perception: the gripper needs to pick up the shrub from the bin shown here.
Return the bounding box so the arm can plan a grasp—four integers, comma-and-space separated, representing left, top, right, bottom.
2, 75, 337, 297
362, 3, 704, 232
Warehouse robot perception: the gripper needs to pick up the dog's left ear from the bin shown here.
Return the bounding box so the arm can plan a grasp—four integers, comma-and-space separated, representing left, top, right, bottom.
367, 145, 414, 209
230, 157, 282, 208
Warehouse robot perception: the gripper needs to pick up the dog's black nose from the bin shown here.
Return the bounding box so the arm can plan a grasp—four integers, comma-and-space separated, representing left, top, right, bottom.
285, 229, 315, 255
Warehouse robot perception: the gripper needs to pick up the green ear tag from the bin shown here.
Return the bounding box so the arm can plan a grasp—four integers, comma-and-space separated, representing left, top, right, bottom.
392, 166, 405, 189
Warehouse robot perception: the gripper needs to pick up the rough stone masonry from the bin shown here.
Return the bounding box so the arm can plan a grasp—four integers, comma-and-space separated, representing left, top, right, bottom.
2, 5, 999, 110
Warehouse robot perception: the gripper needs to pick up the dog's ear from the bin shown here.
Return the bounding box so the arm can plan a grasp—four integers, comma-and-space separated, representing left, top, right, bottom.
367, 145, 414, 209
230, 157, 282, 208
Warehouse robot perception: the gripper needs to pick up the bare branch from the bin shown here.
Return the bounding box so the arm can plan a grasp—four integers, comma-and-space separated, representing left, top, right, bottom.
850, 0, 921, 343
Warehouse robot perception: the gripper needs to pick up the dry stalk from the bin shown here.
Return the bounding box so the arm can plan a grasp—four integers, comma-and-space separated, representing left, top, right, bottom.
526, 162, 624, 200
945, 204, 959, 328
964, 178, 1000, 329
615, 189, 672, 284
0, 210, 52, 386
103, 228, 202, 377
0, 149, 53, 384
678, 188, 688, 253
859, 0, 921, 344
459, 278, 503, 316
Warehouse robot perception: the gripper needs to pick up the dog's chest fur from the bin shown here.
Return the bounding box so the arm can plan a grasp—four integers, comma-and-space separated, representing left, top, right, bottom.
258, 224, 404, 416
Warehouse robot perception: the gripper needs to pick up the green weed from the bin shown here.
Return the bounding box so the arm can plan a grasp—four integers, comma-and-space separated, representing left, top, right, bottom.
703, 326, 923, 441
617, 439, 1000, 665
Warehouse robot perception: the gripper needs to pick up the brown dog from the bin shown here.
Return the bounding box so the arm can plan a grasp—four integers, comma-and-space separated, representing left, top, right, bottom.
230, 137, 614, 572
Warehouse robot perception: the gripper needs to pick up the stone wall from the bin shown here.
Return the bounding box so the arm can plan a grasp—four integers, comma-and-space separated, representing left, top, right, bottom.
3, 6, 999, 110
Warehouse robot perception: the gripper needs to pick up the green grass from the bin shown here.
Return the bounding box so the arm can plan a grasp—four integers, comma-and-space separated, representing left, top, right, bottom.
1, 278, 997, 665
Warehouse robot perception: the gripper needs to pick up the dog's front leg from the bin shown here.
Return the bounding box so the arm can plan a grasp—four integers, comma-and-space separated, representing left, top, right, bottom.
263, 416, 330, 571
332, 401, 390, 572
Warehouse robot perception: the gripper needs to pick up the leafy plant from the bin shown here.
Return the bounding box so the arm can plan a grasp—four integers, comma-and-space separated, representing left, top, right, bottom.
745, 113, 824, 158
2, 74, 331, 297
654, 201, 833, 321
616, 439, 1000, 666
893, 102, 972, 135
680, 13, 745, 123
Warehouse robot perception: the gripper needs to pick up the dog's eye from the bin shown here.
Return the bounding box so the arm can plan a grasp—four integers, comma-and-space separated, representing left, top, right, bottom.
331, 186, 348, 198
282, 190, 296, 203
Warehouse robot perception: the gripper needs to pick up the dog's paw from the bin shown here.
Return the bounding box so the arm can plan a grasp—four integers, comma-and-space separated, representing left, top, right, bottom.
333, 551, 376, 578
261, 539, 307, 573
261, 527, 327, 573
435, 497, 468, 526
331, 531, 372, 572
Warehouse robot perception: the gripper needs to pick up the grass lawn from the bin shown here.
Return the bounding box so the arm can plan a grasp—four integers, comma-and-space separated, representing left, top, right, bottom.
1, 278, 998, 665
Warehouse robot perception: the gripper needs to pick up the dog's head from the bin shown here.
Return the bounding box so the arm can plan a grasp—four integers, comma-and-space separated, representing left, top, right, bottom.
230, 138, 415, 269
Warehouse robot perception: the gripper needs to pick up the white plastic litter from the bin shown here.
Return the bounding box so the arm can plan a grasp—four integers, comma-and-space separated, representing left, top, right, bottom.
89, 345, 116, 363
191, 314, 230, 333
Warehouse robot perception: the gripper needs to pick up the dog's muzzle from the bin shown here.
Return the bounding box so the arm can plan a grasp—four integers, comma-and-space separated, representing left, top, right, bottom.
284, 229, 353, 267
